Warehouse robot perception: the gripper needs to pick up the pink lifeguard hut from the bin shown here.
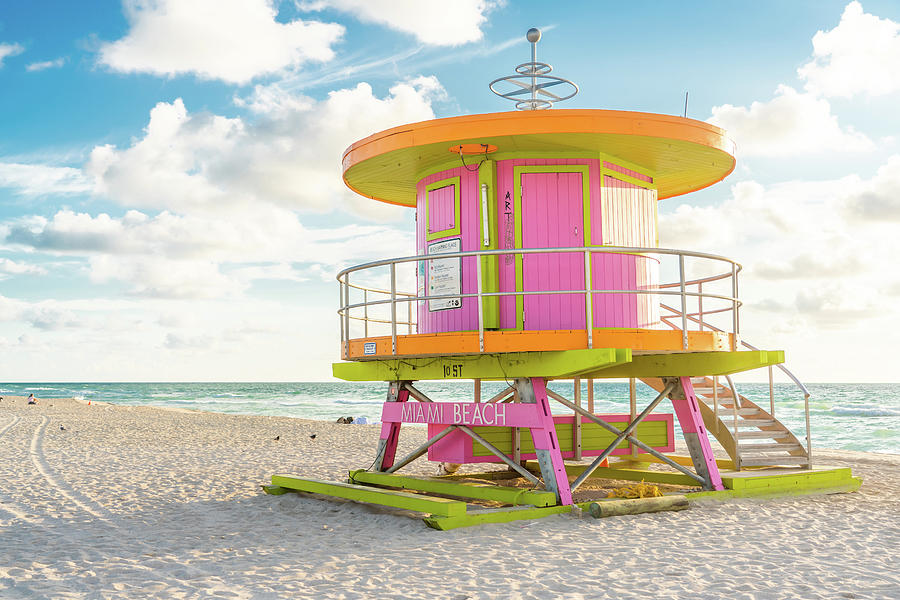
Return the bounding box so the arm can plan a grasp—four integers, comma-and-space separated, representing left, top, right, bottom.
265, 30, 858, 529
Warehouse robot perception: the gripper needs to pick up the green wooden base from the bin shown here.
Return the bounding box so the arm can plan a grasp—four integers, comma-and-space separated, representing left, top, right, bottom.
424, 504, 584, 530
348, 470, 557, 507
265, 462, 860, 529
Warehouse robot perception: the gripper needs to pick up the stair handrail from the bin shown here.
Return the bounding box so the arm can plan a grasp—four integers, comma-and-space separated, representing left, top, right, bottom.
661, 303, 812, 469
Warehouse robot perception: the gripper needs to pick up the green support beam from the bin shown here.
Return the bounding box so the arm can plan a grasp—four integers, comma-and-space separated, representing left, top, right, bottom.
333, 348, 632, 381
271, 475, 467, 517
582, 350, 785, 379
349, 470, 557, 507
424, 504, 587, 530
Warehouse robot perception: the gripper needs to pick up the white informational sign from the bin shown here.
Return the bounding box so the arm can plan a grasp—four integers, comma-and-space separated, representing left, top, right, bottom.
427, 238, 462, 312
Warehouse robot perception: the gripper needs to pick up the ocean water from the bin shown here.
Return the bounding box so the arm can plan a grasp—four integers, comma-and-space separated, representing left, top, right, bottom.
1, 381, 897, 454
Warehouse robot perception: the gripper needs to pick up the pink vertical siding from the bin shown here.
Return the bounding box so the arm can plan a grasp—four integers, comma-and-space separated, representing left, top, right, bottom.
521, 172, 586, 330
415, 158, 659, 335
427, 184, 455, 234
496, 158, 602, 329
416, 167, 479, 334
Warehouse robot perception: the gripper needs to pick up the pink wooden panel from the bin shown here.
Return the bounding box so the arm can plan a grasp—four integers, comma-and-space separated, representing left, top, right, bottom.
427, 184, 455, 234
496, 158, 602, 330
522, 172, 585, 330
416, 167, 479, 334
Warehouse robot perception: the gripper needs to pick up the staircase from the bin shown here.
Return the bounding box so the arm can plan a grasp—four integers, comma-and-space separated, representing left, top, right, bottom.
688, 376, 809, 469
641, 375, 810, 470
643, 303, 812, 470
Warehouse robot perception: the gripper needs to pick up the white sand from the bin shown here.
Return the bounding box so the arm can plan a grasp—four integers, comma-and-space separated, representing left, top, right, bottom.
1, 395, 898, 599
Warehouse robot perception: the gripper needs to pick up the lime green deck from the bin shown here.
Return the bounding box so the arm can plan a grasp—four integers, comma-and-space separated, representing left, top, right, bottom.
333, 349, 783, 381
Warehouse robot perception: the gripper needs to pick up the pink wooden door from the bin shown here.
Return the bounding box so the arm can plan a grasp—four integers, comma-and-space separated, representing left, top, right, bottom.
521, 172, 586, 330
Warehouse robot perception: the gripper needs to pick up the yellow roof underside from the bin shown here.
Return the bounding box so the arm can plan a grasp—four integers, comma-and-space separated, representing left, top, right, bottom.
342, 109, 736, 207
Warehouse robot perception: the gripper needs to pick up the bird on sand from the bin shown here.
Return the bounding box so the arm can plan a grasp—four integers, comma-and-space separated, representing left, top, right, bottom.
310, 434, 317, 440
274, 435, 280, 441
59, 425, 66, 431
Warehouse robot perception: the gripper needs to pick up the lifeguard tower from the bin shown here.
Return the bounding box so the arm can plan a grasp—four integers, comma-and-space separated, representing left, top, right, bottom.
265, 30, 859, 529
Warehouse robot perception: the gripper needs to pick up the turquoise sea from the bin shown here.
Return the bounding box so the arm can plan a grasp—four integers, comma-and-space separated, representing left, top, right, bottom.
1, 381, 897, 454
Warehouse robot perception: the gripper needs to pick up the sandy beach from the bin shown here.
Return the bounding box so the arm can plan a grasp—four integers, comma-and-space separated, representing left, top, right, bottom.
1, 396, 898, 599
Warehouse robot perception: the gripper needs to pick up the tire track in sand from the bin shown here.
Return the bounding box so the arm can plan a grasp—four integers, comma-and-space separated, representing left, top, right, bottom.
29, 415, 110, 520
0, 414, 34, 522
17, 415, 229, 593
0, 414, 19, 438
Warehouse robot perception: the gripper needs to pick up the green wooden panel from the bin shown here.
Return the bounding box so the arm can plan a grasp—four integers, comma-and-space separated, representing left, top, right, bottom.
349, 470, 556, 507
470, 419, 670, 457
271, 475, 467, 517
424, 504, 587, 530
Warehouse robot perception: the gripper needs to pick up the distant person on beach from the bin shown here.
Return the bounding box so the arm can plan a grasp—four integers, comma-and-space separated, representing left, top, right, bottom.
27, 394, 36, 405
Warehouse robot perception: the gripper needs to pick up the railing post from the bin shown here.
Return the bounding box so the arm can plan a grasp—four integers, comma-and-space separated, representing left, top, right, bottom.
698, 281, 704, 331
476, 250, 485, 352
679, 254, 688, 350
390, 263, 397, 355
339, 274, 346, 359
732, 262, 740, 351
363, 288, 369, 338
584, 249, 593, 349
344, 274, 352, 359
804, 393, 813, 469
768, 365, 775, 417
408, 294, 413, 334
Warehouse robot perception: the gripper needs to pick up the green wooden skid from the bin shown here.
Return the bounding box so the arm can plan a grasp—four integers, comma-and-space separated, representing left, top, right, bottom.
424, 504, 590, 530
548, 462, 701, 487
348, 470, 557, 507
271, 474, 467, 517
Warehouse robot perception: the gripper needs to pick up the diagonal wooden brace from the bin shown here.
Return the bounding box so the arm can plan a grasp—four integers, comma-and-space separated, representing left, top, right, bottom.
517, 377, 573, 505
667, 376, 725, 491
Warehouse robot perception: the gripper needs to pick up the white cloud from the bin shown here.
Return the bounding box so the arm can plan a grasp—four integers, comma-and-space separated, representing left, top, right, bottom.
659, 160, 900, 335
798, 1, 900, 98
97, 0, 344, 84
0, 257, 46, 279
298, 0, 500, 46
708, 85, 872, 157
88, 77, 443, 218
841, 154, 900, 220
0, 42, 24, 67
26, 57, 67, 72
0, 162, 92, 196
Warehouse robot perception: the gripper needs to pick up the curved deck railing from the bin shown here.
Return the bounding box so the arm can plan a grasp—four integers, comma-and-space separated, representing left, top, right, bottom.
337, 246, 743, 356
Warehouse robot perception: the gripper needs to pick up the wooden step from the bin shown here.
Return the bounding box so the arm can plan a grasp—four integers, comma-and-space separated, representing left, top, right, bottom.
271, 475, 467, 517
736, 430, 792, 440
739, 456, 810, 467
733, 419, 778, 428
739, 443, 805, 453
694, 387, 733, 396
715, 408, 760, 417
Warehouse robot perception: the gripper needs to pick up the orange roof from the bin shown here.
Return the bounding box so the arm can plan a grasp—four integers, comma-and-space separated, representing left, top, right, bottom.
342, 109, 736, 207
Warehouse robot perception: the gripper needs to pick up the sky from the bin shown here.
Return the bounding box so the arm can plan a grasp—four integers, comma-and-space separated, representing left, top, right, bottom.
1, 0, 899, 383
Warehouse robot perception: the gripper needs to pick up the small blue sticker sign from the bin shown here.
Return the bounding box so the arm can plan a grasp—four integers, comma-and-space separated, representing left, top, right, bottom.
363, 342, 377, 355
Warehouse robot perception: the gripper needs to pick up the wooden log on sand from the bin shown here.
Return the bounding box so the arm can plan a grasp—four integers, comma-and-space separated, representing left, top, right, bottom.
589, 495, 689, 518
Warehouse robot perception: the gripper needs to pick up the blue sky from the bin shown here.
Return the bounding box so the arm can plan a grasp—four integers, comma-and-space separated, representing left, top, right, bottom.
1, 1, 899, 382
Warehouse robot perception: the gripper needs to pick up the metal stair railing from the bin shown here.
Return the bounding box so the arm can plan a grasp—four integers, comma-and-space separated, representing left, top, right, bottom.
660, 303, 812, 469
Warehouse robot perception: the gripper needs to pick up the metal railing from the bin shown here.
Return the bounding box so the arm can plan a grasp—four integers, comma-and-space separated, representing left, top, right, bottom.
337, 245, 743, 357
661, 304, 812, 467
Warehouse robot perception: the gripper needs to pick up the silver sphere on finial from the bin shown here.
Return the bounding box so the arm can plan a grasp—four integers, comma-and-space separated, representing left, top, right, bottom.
526, 28, 541, 43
